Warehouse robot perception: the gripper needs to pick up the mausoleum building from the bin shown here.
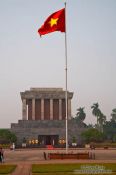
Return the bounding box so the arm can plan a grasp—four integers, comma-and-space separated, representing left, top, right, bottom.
11, 88, 86, 146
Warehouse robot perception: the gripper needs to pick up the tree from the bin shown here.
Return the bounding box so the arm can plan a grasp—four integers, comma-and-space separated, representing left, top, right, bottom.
91, 103, 101, 126
87, 124, 94, 128
98, 112, 106, 132
111, 108, 116, 122
82, 128, 105, 143
91, 103, 106, 132
103, 120, 116, 142
0, 129, 17, 144
75, 107, 86, 122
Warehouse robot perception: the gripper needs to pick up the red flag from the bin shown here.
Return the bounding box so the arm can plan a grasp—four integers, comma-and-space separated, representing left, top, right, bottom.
38, 8, 65, 36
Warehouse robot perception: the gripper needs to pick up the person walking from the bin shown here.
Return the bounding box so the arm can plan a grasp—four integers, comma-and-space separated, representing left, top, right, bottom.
0, 147, 4, 163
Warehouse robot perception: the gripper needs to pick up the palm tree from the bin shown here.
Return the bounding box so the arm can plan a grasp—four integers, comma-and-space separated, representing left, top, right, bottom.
98, 112, 106, 132
111, 108, 116, 122
75, 107, 86, 122
91, 103, 101, 127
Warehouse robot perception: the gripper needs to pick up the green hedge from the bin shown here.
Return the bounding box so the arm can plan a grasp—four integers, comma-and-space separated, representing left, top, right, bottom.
32, 163, 116, 174
0, 144, 10, 149
90, 142, 116, 148
0, 165, 16, 174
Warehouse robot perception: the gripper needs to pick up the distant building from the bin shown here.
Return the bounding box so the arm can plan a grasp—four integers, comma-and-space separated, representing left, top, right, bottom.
11, 88, 86, 147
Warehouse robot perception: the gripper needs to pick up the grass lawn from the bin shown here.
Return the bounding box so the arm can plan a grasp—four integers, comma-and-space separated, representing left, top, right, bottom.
0, 164, 16, 174
32, 163, 116, 175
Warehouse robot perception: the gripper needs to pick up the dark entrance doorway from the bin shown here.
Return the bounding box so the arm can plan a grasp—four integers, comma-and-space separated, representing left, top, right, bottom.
46, 135, 51, 145
38, 135, 59, 146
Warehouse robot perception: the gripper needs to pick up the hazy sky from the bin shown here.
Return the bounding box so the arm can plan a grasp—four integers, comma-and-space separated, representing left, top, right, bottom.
0, 0, 116, 128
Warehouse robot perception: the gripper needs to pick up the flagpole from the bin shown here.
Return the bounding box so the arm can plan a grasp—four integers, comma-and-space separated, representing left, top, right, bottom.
64, 2, 68, 153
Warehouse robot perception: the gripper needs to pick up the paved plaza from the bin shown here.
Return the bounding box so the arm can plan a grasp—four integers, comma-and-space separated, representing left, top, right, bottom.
4, 148, 116, 163
2, 148, 116, 175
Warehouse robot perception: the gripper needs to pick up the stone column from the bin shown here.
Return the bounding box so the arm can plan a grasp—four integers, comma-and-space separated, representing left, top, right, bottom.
41, 99, 44, 120
32, 98, 35, 120
22, 99, 27, 120
68, 99, 71, 119
50, 99, 53, 120
59, 99, 62, 120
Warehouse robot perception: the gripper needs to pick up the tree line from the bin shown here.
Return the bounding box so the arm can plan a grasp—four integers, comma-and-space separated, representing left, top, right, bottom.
74, 103, 116, 143
0, 129, 16, 145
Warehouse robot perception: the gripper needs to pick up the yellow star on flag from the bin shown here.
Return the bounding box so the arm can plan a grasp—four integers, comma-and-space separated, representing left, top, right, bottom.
49, 18, 58, 27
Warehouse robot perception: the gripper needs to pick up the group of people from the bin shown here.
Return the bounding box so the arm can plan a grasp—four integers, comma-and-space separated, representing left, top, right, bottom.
0, 147, 4, 163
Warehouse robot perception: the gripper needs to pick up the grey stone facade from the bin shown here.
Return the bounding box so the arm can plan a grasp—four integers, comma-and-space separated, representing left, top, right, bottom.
21, 88, 73, 99
11, 120, 86, 146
